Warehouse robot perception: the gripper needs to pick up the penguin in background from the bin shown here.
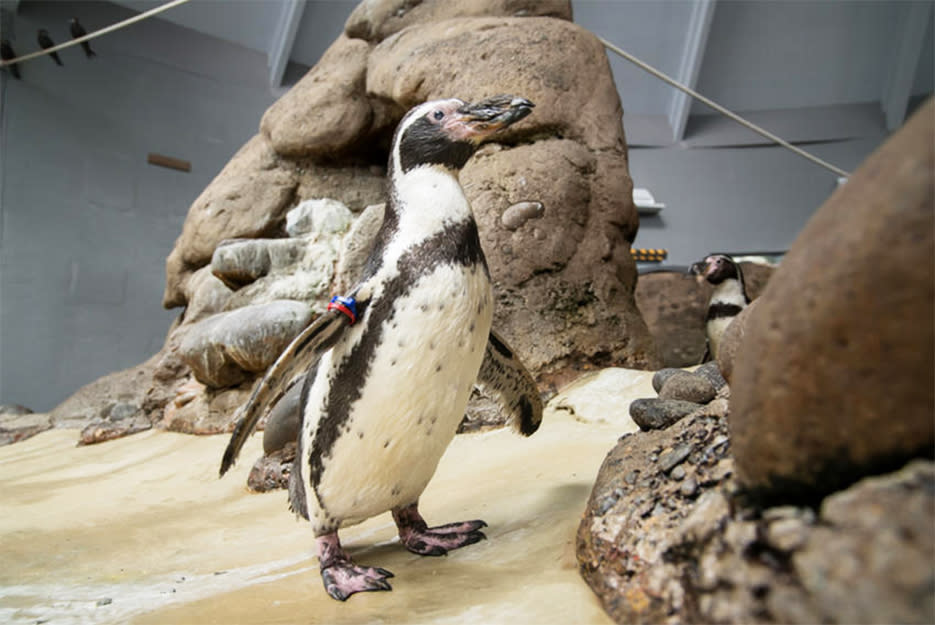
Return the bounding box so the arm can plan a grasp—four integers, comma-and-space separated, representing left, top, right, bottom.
220, 95, 541, 601
690, 253, 750, 362
37, 29, 62, 66
1, 39, 20, 79
70, 18, 96, 58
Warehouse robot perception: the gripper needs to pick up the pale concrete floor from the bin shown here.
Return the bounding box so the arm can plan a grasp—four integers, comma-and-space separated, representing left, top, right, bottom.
0, 369, 655, 625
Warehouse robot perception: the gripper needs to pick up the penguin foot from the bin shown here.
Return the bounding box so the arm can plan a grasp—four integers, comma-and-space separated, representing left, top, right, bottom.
320, 561, 394, 601
316, 532, 394, 601
393, 502, 487, 556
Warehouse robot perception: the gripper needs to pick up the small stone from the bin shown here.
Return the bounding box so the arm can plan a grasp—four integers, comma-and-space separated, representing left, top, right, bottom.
680, 476, 698, 498
680, 489, 729, 542
766, 517, 810, 552
659, 371, 717, 403
624, 470, 639, 484
671, 465, 686, 480
629, 398, 703, 430
106, 402, 139, 421
96, 598, 113, 607
659, 442, 694, 473
651, 368, 683, 393
500, 201, 545, 230
694, 361, 728, 391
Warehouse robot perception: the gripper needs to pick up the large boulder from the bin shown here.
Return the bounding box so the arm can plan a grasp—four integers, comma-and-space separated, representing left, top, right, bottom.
163, 135, 298, 308
260, 35, 380, 158
366, 17, 627, 152
345, 0, 572, 42
577, 404, 935, 624
729, 99, 935, 501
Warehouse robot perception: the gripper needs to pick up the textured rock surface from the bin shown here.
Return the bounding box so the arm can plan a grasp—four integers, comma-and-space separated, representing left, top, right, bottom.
344, 0, 572, 42
260, 36, 377, 158
578, 407, 935, 624
629, 397, 704, 431
163, 135, 298, 308
367, 17, 625, 152
730, 100, 935, 501
0, 406, 51, 447
178, 301, 314, 388
715, 298, 758, 385
658, 371, 716, 403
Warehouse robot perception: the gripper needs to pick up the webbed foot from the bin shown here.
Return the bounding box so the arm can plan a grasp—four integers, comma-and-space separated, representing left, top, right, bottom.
393, 502, 487, 556
317, 532, 394, 601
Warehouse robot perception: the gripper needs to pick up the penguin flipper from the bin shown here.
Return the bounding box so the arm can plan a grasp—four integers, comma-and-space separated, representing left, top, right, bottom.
219, 308, 351, 477
475, 329, 542, 436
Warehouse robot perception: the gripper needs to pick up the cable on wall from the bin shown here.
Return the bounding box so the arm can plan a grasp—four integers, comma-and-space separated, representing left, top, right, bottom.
0, 0, 192, 66
598, 36, 852, 179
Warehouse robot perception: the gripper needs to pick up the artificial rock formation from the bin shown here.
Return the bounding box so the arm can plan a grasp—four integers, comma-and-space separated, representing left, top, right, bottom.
729, 99, 935, 501
141, 0, 658, 440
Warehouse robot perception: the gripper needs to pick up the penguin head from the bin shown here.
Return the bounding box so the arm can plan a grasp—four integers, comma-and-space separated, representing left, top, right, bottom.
391, 95, 534, 175
690, 254, 740, 285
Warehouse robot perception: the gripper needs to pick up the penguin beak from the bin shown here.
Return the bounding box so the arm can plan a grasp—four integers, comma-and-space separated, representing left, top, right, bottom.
446, 95, 534, 142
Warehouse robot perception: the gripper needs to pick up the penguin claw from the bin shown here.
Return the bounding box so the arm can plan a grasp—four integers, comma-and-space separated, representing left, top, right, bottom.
400, 521, 488, 556
320, 561, 395, 601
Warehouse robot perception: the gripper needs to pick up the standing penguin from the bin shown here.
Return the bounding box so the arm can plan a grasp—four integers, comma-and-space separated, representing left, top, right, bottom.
220, 95, 541, 601
690, 253, 750, 361
37, 29, 63, 66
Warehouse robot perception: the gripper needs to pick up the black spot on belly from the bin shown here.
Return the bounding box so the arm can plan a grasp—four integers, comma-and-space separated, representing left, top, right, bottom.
435, 364, 442, 372
357, 431, 364, 439
307, 219, 488, 499
383, 439, 391, 448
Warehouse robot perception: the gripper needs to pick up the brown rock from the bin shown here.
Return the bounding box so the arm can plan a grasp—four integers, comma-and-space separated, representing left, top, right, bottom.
163, 135, 298, 308
345, 0, 572, 42
658, 371, 717, 403
366, 17, 626, 151
0, 407, 52, 446
715, 297, 758, 385
463, 139, 657, 378
260, 35, 377, 158
635, 271, 708, 367
730, 99, 935, 500
161, 383, 252, 435
49, 353, 161, 431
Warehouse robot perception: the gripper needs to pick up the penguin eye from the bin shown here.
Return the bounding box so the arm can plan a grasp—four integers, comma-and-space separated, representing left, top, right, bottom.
432, 110, 445, 121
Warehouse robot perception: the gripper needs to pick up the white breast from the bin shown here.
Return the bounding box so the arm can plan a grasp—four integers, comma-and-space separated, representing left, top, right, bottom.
303, 262, 492, 526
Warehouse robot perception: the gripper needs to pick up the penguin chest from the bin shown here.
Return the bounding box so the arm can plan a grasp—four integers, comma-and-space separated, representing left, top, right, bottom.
706, 316, 733, 359
311, 262, 493, 524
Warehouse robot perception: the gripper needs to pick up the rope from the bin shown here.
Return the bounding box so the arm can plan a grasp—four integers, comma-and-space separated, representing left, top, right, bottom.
598, 36, 852, 178
0, 0, 192, 66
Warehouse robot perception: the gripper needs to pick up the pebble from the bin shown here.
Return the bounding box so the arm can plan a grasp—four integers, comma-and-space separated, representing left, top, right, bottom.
651, 368, 683, 393
630, 398, 703, 431
501, 201, 544, 230
659, 443, 694, 473
659, 372, 717, 404
680, 476, 699, 497
671, 465, 686, 480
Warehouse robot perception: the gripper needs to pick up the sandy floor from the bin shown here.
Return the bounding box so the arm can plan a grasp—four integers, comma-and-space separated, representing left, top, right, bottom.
0, 369, 654, 625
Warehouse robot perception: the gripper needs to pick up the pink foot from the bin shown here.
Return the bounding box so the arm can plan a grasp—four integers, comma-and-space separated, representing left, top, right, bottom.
316, 533, 394, 601
393, 502, 487, 556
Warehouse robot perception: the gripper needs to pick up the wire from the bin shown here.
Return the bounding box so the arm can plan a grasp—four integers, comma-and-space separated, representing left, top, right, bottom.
0, 0, 193, 66
598, 36, 852, 178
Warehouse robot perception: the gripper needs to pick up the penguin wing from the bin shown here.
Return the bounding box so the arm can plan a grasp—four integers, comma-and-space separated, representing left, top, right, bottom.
219, 308, 351, 476
475, 329, 542, 436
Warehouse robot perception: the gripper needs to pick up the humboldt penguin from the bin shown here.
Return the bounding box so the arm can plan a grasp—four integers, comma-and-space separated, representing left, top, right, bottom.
220, 95, 541, 601
690, 253, 750, 361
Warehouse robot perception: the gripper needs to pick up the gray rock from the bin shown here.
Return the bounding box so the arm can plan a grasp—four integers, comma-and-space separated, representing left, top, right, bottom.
694, 361, 727, 392
262, 378, 306, 455
651, 368, 683, 393
0, 409, 52, 446
629, 398, 702, 431
500, 201, 544, 230
285, 198, 353, 238
659, 442, 694, 473
658, 371, 717, 404
178, 301, 314, 388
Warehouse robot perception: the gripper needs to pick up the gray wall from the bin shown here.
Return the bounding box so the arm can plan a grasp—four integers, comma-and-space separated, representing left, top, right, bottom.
0, 0, 931, 411
0, 0, 279, 411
